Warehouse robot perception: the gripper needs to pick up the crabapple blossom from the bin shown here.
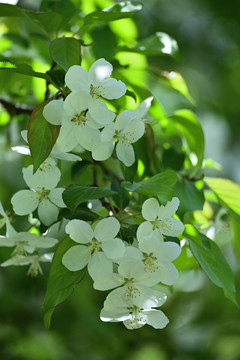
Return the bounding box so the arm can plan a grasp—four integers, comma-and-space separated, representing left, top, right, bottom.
92, 109, 145, 166
137, 197, 184, 242
65, 58, 126, 100
62, 217, 125, 280
11, 159, 65, 226
100, 287, 169, 330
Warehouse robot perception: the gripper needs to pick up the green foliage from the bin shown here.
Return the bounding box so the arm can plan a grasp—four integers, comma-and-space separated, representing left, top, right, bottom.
50, 37, 81, 72
111, 181, 130, 209
205, 178, 240, 222
27, 101, 60, 173
41, 236, 86, 328
184, 225, 237, 305
62, 185, 116, 211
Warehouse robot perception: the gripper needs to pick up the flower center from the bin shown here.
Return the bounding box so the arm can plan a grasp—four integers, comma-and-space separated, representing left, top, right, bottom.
123, 278, 140, 298
143, 252, 158, 273
90, 84, 104, 98
36, 187, 50, 201
89, 238, 102, 253
126, 306, 146, 329
27, 256, 43, 277
71, 110, 88, 126
12, 240, 27, 257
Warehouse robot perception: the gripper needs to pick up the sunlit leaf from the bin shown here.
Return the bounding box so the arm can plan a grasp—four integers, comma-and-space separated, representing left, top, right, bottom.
28, 101, 60, 173
84, 1, 143, 24
205, 177, 240, 222
184, 225, 237, 306
41, 236, 86, 329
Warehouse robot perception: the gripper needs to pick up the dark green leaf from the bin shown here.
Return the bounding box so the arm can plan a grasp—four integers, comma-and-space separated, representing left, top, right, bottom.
63, 185, 116, 211
40, 0, 76, 29
162, 147, 185, 171
122, 170, 177, 203
46, 69, 65, 87
0, 4, 24, 17
126, 89, 137, 102
59, 204, 99, 222
173, 178, 205, 217
170, 110, 204, 177
91, 25, 118, 60
111, 181, 130, 209
27, 101, 60, 173
84, 1, 142, 24
41, 236, 86, 328
184, 224, 237, 305
205, 177, 240, 222
50, 37, 81, 72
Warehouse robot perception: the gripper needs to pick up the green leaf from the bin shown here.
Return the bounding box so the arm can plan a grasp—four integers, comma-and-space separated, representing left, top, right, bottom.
162, 147, 185, 171
205, 178, 240, 222
184, 224, 237, 305
41, 236, 86, 328
122, 170, 177, 203
111, 181, 130, 209
0, 3, 24, 17
174, 178, 205, 217
126, 89, 137, 102
27, 101, 60, 173
170, 110, 205, 177
40, 0, 76, 29
120, 32, 179, 58
84, 1, 142, 24
63, 185, 116, 211
50, 37, 81, 72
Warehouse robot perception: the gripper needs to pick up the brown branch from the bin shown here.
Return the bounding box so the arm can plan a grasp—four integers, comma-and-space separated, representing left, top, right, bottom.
0, 98, 33, 115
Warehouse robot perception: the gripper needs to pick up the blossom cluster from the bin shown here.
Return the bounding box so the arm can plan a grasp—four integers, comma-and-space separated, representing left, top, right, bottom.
0, 58, 185, 330
43, 58, 153, 167
62, 197, 184, 330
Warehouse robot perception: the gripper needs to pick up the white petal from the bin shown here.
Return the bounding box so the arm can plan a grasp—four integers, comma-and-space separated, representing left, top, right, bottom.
116, 141, 135, 167
51, 146, 82, 162
115, 111, 133, 130
125, 119, 145, 143
118, 260, 145, 279
136, 221, 154, 243
16, 233, 58, 248
76, 125, 100, 151
101, 78, 127, 99
101, 123, 115, 142
138, 236, 160, 254
102, 238, 125, 260
92, 140, 114, 161
56, 120, 78, 153
49, 188, 65, 208
38, 198, 59, 226
64, 91, 91, 116
65, 65, 90, 92
93, 273, 123, 291
11, 190, 39, 215
43, 99, 67, 125
155, 241, 181, 261
66, 219, 93, 244
133, 97, 153, 120
89, 58, 113, 85
88, 99, 115, 125
142, 198, 159, 221
144, 309, 169, 329
88, 252, 113, 280
158, 197, 180, 219
155, 260, 179, 285
116, 246, 142, 263
158, 217, 184, 237
23, 163, 61, 190
94, 217, 120, 242
132, 286, 167, 308
0, 236, 15, 247
100, 308, 130, 323
62, 245, 91, 271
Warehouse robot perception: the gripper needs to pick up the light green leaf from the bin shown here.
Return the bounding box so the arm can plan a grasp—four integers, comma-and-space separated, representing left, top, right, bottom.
170, 110, 204, 177
205, 177, 240, 222
63, 185, 116, 211
28, 101, 60, 173
41, 236, 86, 328
184, 224, 237, 305
122, 170, 177, 203
50, 37, 81, 72
84, 1, 142, 24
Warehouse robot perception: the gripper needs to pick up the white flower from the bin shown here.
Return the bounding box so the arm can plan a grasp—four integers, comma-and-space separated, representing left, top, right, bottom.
92, 110, 145, 166
100, 287, 169, 330
0, 202, 15, 237
43, 92, 115, 153
1, 253, 54, 276
93, 260, 162, 306
0, 231, 58, 256
62, 217, 125, 280
11, 160, 65, 226
65, 58, 127, 100
131, 96, 153, 123
137, 197, 184, 242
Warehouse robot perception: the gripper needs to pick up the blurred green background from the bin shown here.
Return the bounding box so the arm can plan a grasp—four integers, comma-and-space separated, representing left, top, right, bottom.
0, 0, 240, 359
